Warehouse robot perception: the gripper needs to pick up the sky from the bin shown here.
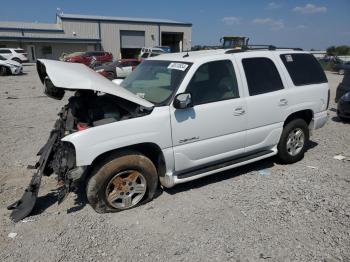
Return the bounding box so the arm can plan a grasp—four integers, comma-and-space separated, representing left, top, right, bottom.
1, 0, 349, 50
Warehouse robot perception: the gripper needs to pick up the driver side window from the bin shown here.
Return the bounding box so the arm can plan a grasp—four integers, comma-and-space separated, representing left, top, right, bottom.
186, 60, 239, 105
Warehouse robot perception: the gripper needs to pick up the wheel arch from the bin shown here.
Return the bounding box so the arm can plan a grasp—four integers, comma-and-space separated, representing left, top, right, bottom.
284, 109, 314, 127
89, 142, 166, 177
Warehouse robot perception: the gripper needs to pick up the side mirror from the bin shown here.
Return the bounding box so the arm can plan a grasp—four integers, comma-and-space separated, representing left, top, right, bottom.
174, 93, 192, 109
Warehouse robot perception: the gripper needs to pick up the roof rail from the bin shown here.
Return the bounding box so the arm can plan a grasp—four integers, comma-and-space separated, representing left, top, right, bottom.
224, 45, 303, 54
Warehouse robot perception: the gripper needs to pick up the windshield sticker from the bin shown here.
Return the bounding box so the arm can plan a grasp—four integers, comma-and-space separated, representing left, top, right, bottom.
285, 55, 293, 62
168, 63, 189, 71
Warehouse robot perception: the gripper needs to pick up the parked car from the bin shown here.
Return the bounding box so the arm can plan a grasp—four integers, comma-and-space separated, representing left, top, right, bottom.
0, 55, 23, 76
95, 59, 141, 79
336, 66, 350, 120
140, 46, 170, 57
64, 51, 113, 66
334, 61, 350, 75
335, 64, 350, 102
140, 51, 162, 59
0, 48, 29, 63
9, 48, 329, 222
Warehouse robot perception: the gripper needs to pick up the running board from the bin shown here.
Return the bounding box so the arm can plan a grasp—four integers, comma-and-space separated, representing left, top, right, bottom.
161, 149, 277, 187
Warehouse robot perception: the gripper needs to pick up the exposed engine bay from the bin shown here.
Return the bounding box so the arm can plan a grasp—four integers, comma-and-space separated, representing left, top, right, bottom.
8, 59, 152, 222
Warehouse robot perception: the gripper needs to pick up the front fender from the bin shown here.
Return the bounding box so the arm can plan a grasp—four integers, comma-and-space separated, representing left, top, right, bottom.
62, 107, 172, 166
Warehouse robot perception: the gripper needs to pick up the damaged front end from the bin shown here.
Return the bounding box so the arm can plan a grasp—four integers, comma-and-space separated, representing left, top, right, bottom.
8, 59, 154, 222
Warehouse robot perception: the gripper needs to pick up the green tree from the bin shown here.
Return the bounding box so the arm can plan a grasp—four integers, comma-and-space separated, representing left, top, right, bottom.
326, 46, 336, 55
335, 45, 350, 55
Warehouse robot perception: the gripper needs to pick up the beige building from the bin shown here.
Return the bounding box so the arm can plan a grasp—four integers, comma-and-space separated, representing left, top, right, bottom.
0, 13, 192, 61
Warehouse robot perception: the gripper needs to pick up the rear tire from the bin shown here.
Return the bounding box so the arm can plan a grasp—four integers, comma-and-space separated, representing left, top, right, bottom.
277, 119, 309, 164
86, 151, 158, 213
0, 66, 7, 76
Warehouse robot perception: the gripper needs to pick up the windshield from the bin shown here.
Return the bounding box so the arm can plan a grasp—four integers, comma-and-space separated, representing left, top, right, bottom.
0, 55, 6, 61
121, 60, 192, 105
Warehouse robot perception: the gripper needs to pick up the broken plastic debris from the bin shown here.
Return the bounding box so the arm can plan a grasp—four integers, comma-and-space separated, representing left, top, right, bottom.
8, 232, 17, 238
306, 165, 318, 169
333, 154, 349, 161
258, 169, 270, 176
22, 218, 35, 223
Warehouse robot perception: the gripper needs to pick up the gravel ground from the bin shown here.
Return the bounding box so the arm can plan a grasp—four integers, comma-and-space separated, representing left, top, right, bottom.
0, 65, 349, 262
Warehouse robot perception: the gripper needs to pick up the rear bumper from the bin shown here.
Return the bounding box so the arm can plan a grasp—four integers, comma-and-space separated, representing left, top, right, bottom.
310, 111, 328, 130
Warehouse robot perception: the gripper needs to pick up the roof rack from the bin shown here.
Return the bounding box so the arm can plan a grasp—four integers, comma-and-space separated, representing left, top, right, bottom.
225, 45, 303, 54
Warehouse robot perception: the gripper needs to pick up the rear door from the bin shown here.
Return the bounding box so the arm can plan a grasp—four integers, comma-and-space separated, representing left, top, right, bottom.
235, 54, 290, 153
170, 59, 247, 172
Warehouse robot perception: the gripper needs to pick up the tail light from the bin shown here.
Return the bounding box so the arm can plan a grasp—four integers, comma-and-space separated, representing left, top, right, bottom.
77, 122, 89, 131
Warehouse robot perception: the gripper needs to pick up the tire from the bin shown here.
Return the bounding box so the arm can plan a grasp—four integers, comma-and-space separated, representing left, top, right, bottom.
277, 119, 309, 164
86, 151, 158, 213
12, 58, 22, 64
106, 71, 116, 80
0, 66, 7, 76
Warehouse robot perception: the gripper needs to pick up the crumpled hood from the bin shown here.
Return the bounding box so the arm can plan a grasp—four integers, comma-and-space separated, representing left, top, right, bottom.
37, 59, 154, 109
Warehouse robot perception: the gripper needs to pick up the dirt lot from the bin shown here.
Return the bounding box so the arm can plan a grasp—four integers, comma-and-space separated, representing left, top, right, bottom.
0, 65, 349, 262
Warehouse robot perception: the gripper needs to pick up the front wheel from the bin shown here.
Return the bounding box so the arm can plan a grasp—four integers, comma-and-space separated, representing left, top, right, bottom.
86, 151, 158, 213
277, 119, 309, 164
0, 66, 7, 76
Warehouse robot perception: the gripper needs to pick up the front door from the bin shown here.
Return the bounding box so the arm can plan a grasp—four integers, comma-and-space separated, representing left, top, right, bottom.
170, 59, 247, 172
27, 45, 36, 62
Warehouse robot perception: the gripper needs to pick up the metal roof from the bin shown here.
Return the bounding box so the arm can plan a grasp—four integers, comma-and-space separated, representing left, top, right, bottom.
58, 13, 192, 26
0, 21, 61, 31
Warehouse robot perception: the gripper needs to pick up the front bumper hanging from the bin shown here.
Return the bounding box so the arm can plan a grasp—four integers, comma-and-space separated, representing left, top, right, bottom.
7, 131, 58, 222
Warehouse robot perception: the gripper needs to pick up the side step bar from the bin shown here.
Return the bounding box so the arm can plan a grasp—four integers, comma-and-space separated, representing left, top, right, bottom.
159, 149, 277, 188
178, 150, 274, 179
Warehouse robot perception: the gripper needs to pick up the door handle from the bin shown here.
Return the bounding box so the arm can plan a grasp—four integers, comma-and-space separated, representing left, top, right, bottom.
279, 99, 288, 106
234, 107, 245, 116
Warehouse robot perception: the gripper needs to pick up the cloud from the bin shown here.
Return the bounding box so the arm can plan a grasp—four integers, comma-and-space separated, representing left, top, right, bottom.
296, 24, 306, 29
253, 18, 284, 30
293, 4, 327, 14
222, 16, 241, 25
267, 2, 281, 9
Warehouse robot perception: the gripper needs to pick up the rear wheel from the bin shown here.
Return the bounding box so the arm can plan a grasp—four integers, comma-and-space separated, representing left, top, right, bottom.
277, 119, 309, 164
86, 151, 158, 213
0, 66, 7, 76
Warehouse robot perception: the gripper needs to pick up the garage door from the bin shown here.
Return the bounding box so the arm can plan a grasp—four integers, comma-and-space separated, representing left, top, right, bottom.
120, 31, 145, 49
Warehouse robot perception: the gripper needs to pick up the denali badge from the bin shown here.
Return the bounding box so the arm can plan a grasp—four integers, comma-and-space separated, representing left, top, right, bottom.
179, 136, 199, 144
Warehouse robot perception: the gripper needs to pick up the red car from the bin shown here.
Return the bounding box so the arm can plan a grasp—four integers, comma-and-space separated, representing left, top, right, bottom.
64, 51, 113, 66
95, 59, 141, 79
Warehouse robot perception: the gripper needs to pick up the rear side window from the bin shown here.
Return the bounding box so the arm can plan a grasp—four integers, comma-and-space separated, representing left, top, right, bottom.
14, 49, 25, 53
242, 57, 284, 96
280, 53, 327, 86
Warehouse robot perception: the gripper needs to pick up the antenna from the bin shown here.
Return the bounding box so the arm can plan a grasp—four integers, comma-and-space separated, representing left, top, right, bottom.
183, 39, 191, 58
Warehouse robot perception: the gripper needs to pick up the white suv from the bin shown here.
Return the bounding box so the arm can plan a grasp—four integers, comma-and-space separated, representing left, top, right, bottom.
0, 48, 29, 63
9, 48, 329, 221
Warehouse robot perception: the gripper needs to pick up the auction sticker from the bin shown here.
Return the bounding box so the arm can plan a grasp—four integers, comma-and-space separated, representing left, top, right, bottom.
168, 63, 189, 71
285, 55, 293, 62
